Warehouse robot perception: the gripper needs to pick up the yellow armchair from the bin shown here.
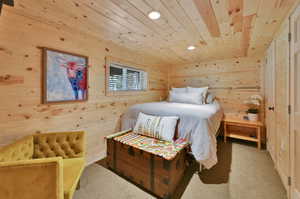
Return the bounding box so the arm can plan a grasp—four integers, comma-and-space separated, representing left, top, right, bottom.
0, 131, 86, 199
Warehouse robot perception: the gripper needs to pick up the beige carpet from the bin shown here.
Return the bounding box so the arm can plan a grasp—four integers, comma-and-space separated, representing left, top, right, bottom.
74, 141, 287, 199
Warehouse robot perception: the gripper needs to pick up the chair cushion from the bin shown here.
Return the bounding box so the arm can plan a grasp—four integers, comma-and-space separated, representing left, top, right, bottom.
0, 157, 63, 199
63, 158, 85, 199
0, 136, 33, 162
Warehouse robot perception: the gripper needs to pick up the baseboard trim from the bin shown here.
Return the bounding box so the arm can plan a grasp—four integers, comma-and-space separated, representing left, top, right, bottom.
276, 165, 288, 191
87, 150, 106, 166
293, 189, 300, 199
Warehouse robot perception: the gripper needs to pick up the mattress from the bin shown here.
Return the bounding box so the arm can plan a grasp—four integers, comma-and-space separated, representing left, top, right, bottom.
121, 101, 224, 169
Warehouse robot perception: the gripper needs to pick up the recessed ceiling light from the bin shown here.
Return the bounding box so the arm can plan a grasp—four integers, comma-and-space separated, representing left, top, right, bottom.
187, 46, 196, 50
148, 11, 161, 20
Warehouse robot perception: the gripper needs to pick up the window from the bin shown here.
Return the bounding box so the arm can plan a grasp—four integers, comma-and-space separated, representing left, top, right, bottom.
106, 59, 148, 95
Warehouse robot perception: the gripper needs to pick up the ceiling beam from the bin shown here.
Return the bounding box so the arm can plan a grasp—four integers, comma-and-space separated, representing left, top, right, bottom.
275, 0, 289, 8
241, 14, 255, 56
228, 0, 244, 33
192, 0, 221, 37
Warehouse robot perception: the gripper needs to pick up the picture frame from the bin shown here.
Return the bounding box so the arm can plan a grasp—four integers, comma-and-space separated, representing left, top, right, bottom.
42, 47, 89, 104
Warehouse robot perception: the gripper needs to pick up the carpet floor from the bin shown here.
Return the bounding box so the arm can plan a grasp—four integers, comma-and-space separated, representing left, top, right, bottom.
74, 140, 287, 199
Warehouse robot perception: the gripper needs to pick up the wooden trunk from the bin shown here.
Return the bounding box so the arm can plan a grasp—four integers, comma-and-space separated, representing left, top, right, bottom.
106, 135, 188, 199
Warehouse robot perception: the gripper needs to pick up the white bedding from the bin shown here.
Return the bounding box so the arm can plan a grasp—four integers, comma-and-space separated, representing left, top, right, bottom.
121, 101, 224, 169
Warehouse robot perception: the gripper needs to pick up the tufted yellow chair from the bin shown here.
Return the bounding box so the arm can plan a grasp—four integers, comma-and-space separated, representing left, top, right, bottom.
0, 131, 86, 199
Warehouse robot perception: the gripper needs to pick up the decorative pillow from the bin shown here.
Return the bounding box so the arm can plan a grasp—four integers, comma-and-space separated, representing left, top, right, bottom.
206, 92, 216, 104
171, 87, 187, 93
169, 91, 203, 105
133, 112, 179, 142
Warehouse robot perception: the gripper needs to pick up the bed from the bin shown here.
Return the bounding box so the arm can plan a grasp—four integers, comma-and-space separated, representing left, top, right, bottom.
121, 100, 224, 169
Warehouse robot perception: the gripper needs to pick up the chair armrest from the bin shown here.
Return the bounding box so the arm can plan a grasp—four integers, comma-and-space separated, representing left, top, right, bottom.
0, 157, 64, 199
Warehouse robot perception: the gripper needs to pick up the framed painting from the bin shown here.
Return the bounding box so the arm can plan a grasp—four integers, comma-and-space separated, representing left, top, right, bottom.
42, 47, 88, 103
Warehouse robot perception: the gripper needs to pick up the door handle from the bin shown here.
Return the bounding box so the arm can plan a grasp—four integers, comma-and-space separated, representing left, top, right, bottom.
268, 106, 275, 111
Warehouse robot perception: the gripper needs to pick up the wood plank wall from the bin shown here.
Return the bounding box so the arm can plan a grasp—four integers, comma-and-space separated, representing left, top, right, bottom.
0, 11, 169, 164
169, 56, 264, 116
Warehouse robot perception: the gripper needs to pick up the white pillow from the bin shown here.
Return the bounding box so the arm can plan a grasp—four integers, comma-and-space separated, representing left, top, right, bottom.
171, 87, 187, 93
133, 112, 178, 142
187, 87, 208, 104
169, 91, 203, 105
187, 86, 208, 95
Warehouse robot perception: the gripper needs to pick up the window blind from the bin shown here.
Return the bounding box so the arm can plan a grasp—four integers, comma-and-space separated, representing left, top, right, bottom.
109, 63, 147, 91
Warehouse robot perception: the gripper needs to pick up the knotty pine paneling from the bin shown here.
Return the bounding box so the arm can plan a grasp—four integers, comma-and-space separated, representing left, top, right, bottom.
0, 11, 168, 164
2, 0, 298, 65
169, 57, 264, 116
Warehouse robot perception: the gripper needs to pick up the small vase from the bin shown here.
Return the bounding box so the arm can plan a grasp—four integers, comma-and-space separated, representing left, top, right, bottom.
248, 113, 258, 122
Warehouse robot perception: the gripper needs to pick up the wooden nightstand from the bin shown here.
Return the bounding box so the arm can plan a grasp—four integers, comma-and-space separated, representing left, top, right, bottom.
223, 114, 263, 149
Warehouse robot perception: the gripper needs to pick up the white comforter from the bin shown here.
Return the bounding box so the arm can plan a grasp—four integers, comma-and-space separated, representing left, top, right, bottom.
121, 101, 224, 169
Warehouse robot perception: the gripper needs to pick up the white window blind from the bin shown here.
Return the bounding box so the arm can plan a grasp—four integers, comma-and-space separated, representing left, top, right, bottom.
109, 63, 147, 91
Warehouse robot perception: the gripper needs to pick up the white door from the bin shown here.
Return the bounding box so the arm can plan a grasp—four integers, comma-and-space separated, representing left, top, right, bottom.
275, 19, 291, 192
265, 41, 277, 163
290, 5, 300, 199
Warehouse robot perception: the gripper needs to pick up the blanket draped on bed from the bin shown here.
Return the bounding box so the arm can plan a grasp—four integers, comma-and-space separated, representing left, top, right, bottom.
121, 101, 224, 169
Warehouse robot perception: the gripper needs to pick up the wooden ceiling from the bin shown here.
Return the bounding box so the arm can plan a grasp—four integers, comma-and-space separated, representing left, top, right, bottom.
2, 0, 299, 64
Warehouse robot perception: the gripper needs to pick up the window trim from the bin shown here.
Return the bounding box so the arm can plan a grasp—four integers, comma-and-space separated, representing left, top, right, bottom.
105, 56, 148, 96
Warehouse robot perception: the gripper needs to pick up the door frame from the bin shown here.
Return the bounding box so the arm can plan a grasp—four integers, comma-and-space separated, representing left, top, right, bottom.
290, 4, 300, 199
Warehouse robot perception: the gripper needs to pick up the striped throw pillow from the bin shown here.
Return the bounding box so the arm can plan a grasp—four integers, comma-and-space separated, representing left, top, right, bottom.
133, 112, 179, 142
